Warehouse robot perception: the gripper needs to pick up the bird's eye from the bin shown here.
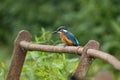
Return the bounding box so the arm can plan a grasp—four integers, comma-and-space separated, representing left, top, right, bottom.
57, 28, 63, 31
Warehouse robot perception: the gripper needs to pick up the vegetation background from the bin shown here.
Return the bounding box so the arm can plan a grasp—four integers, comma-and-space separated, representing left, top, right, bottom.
0, 0, 120, 80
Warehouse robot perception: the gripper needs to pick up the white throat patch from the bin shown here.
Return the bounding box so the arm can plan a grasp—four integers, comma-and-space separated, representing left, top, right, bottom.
63, 29, 68, 32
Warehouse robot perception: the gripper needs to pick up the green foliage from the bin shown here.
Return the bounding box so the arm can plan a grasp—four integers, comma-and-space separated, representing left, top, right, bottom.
0, 62, 6, 80
0, 0, 120, 46
21, 30, 79, 80
21, 52, 79, 80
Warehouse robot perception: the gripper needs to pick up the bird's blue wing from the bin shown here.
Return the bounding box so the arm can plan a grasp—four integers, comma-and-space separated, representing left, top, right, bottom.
64, 32, 79, 46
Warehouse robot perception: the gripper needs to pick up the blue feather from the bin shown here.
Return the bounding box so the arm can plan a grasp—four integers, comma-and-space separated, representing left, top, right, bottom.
64, 32, 79, 46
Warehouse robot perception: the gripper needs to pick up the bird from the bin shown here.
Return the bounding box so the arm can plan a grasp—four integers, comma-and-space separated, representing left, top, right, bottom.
53, 26, 79, 46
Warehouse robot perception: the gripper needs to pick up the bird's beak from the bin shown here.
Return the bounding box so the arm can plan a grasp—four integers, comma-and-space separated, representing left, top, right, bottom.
52, 31, 58, 34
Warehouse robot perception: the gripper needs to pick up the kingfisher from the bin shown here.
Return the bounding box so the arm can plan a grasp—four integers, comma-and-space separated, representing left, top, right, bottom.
53, 26, 79, 46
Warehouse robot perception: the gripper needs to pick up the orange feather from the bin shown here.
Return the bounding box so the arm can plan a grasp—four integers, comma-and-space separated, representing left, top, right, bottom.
59, 32, 73, 46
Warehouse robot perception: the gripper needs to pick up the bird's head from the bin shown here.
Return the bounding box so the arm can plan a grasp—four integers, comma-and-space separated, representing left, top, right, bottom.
53, 26, 68, 34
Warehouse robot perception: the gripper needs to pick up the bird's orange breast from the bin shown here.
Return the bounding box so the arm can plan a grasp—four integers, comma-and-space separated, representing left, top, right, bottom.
59, 32, 73, 46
